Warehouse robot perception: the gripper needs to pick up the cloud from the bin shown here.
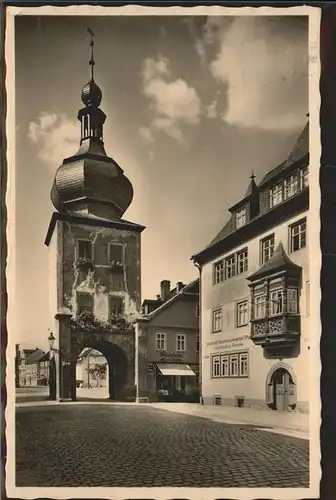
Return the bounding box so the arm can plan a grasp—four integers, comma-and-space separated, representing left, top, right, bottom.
140, 55, 202, 143
187, 16, 308, 131
28, 111, 78, 165
139, 126, 154, 143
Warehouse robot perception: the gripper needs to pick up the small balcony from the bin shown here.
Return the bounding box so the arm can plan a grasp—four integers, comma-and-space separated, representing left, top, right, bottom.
251, 314, 300, 349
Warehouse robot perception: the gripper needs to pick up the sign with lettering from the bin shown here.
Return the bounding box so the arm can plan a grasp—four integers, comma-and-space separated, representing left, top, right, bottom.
159, 352, 184, 362
205, 335, 250, 351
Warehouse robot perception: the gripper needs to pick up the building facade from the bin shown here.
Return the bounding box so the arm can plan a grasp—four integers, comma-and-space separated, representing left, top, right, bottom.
135, 279, 200, 402
18, 348, 49, 387
192, 121, 310, 413
45, 34, 145, 401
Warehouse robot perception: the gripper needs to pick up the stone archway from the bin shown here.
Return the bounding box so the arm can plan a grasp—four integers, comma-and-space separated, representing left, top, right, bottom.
265, 362, 297, 412
73, 340, 130, 401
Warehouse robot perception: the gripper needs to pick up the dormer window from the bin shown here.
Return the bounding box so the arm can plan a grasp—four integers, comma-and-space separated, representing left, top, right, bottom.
269, 183, 283, 208
236, 207, 247, 228
300, 166, 309, 189
284, 174, 298, 199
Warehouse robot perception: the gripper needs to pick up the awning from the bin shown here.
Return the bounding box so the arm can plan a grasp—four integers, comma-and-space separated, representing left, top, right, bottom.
156, 363, 196, 377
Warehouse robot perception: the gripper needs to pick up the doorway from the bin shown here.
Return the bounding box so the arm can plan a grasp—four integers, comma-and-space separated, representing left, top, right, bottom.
266, 365, 297, 411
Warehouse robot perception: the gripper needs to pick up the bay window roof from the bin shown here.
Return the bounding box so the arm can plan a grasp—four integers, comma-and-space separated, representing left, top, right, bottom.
247, 243, 301, 282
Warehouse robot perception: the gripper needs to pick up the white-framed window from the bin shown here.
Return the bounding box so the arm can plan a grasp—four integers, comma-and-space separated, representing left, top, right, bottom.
156, 333, 166, 351
220, 355, 229, 377
237, 300, 249, 327
236, 207, 247, 229
225, 254, 236, 279
229, 354, 239, 377
213, 260, 225, 284
108, 242, 124, 264
212, 356, 220, 378
284, 174, 299, 199
254, 294, 266, 319
109, 295, 124, 316
237, 248, 248, 274
212, 308, 222, 333
261, 235, 275, 264
270, 183, 283, 208
176, 334, 186, 352
77, 292, 94, 315
239, 353, 249, 377
77, 239, 93, 260
300, 166, 309, 190
290, 219, 307, 252
270, 289, 283, 316
287, 288, 298, 314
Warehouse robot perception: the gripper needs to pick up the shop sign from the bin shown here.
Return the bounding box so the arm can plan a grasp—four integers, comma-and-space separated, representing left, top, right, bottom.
159, 352, 184, 362
206, 335, 250, 351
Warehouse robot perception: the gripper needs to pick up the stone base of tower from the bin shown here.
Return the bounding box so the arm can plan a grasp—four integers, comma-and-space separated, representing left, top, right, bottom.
45, 211, 145, 403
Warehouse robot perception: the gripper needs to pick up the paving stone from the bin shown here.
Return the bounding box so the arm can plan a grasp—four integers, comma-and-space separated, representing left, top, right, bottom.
16, 404, 309, 488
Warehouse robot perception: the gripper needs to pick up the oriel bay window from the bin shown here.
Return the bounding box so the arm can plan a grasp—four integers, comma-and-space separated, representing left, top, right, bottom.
211, 352, 249, 378
247, 243, 301, 349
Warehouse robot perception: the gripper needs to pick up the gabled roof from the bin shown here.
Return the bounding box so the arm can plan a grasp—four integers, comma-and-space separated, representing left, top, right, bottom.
137, 278, 199, 322
25, 349, 47, 365
247, 242, 301, 282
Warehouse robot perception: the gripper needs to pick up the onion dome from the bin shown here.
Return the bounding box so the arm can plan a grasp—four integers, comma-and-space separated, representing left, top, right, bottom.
50, 29, 134, 221
81, 80, 102, 107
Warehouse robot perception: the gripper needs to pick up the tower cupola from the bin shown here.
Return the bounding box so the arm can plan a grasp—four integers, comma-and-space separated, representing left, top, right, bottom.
50, 29, 134, 221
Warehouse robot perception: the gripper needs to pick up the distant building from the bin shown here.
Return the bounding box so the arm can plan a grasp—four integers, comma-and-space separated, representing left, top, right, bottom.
192, 121, 309, 413
18, 348, 49, 386
135, 279, 200, 402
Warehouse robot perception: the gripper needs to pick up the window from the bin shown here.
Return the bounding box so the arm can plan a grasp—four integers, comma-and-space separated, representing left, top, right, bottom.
225, 254, 236, 279
254, 294, 266, 319
261, 235, 275, 264
237, 248, 248, 274
109, 272, 125, 292
156, 333, 166, 351
300, 166, 309, 190
212, 308, 222, 333
270, 183, 283, 208
221, 355, 229, 377
176, 334, 186, 352
237, 300, 248, 327
290, 219, 307, 252
78, 239, 93, 260
284, 174, 299, 199
109, 296, 124, 316
108, 243, 124, 263
287, 288, 298, 314
212, 356, 220, 378
230, 354, 239, 377
270, 289, 283, 316
236, 207, 247, 229
77, 292, 94, 315
239, 353, 249, 377
214, 260, 225, 284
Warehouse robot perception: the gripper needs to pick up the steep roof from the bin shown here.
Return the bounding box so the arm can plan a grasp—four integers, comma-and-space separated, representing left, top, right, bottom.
25, 349, 47, 365
247, 243, 301, 281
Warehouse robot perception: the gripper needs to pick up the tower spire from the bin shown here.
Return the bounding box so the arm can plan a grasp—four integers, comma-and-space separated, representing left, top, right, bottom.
88, 28, 95, 81
250, 169, 255, 181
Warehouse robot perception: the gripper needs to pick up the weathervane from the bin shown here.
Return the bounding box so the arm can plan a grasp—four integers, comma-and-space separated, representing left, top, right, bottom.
250, 169, 256, 181
87, 28, 95, 81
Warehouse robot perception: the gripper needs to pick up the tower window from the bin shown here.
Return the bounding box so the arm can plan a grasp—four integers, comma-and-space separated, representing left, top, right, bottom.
77, 292, 94, 316
108, 243, 124, 264
77, 239, 93, 260
236, 207, 247, 228
109, 296, 124, 317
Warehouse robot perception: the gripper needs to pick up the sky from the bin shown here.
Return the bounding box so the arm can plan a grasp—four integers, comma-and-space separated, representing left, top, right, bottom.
14, 14, 309, 349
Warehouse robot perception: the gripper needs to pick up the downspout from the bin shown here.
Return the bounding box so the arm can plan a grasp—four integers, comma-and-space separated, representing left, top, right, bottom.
193, 260, 203, 405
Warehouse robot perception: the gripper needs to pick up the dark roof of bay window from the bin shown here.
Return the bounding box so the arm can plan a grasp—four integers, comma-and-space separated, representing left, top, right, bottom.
192, 119, 309, 264
247, 243, 301, 282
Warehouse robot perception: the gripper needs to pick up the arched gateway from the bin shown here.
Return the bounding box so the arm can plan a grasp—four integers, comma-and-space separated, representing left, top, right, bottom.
45, 32, 146, 402
266, 362, 297, 411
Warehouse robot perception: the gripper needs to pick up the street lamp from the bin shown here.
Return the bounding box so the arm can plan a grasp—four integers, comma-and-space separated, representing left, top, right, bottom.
48, 331, 56, 350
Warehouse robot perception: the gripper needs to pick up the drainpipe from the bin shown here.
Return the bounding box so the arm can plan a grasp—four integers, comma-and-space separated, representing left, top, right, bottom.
193, 261, 203, 405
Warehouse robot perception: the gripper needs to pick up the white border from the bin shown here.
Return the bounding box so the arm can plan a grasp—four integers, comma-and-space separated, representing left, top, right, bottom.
5, 5, 321, 500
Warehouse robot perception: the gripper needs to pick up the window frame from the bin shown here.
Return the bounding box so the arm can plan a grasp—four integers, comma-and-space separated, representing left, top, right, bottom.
236, 206, 247, 229
269, 288, 283, 316
290, 218, 307, 253
176, 334, 186, 352
300, 166, 309, 190
225, 253, 236, 279
156, 333, 166, 351
239, 352, 249, 377
212, 307, 222, 333
213, 259, 225, 285
77, 291, 94, 316
108, 242, 125, 264
236, 300, 249, 327
254, 293, 266, 320
77, 238, 93, 260
284, 173, 299, 200
237, 248, 248, 275
212, 355, 220, 378
229, 354, 239, 377
287, 288, 299, 314
108, 295, 124, 316
220, 354, 229, 377
260, 234, 275, 265
269, 182, 283, 208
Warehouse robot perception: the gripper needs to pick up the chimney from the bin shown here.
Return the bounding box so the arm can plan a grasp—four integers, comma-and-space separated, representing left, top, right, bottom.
160, 280, 171, 301
176, 281, 185, 293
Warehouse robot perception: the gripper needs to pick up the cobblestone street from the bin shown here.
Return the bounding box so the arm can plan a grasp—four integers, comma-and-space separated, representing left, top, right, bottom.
16, 404, 309, 488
